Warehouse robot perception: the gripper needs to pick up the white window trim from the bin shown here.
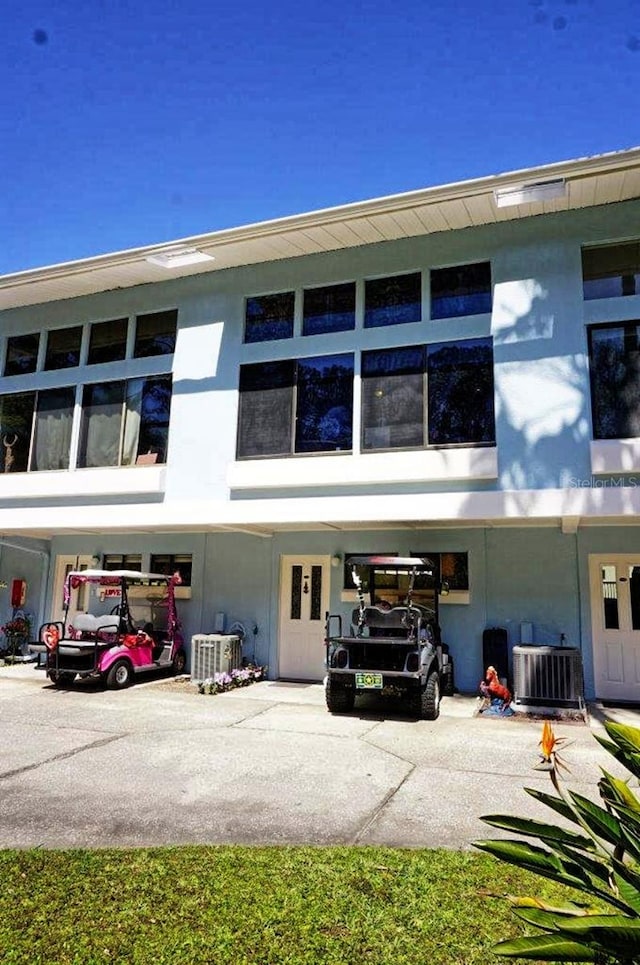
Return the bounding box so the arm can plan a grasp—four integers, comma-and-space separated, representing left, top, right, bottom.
590, 438, 640, 474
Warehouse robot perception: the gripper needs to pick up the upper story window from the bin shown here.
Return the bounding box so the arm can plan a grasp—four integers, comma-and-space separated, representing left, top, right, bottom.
103, 553, 142, 572
588, 322, 640, 439
364, 272, 422, 329
430, 262, 492, 319
583, 243, 640, 300
237, 353, 354, 458
78, 375, 173, 468
245, 292, 295, 343
88, 318, 128, 364
0, 386, 75, 472
303, 282, 356, 336
4, 334, 40, 376
134, 310, 177, 358
361, 337, 495, 450
44, 326, 82, 370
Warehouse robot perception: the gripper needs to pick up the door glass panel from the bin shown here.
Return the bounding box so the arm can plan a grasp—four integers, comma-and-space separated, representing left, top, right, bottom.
290, 565, 302, 620
310, 565, 322, 621
629, 565, 640, 631
602, 564, 619, 630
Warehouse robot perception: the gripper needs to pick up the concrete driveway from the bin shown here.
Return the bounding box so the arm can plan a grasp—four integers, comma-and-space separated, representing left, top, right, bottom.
1, 663, 638, 850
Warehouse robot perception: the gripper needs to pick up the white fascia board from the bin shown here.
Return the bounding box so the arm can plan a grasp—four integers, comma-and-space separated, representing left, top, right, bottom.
1, 485, 640, 533
0, 465, 166, 499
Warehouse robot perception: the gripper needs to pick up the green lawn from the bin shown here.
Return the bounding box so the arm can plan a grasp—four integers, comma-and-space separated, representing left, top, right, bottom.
0, 846, 575, 964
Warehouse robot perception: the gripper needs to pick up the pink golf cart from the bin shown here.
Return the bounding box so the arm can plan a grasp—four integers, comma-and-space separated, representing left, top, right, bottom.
31, 569, 186, 689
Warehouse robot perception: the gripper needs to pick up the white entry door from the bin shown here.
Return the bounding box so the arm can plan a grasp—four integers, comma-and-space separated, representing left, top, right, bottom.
52, 555, 95, 623
278, 555, 330, 681
590, 554, 640, 701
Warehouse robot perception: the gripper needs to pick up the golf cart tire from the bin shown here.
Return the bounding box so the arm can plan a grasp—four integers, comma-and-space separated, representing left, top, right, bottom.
172, 648, 187, 674
50, 671, 76, 687
417, 671, 440, 721
441, 662, 455, 697
106, 659, 133, 690
326, 679, 355, 714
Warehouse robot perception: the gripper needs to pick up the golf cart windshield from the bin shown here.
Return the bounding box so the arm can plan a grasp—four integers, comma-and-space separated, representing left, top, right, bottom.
63, 569, 182, 636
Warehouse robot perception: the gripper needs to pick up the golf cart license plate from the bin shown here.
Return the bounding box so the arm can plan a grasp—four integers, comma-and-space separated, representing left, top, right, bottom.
355, 672, 383, 689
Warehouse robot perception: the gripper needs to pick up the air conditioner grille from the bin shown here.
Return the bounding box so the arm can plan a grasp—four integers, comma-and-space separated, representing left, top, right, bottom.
513, 645, 584, 708
191, 634, 242, 683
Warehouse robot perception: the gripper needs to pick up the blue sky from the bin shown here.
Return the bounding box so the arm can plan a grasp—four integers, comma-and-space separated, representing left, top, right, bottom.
1, 0, 639, 274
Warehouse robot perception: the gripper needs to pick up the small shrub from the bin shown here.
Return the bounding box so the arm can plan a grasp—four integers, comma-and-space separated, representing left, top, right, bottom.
198, 663, 266, 695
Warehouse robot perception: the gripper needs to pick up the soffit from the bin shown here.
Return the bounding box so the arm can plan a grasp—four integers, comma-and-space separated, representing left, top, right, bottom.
2, 147, 640, 311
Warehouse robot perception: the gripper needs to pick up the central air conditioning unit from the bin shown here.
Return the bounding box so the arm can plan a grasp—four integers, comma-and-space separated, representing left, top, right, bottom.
190, 634, 242, 683
513, 645, 584, 711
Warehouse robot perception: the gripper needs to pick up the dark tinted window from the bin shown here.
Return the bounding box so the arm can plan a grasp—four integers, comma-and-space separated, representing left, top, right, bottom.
237, 360, 295, 457
426, 338, 495, 444
583, 243, 640, 300
245, 292, 294, 343
295, 354, 354, 452
44, 327, 82, 370
364, 273, 421, 328
134, 310, 177, 358
0, 392, 35, 471
88, 318, 128, 364
589, 323, 640, 439
4, 334, 39, 376
303, 283, 356, 336
361, 346, 425, 449
430, 262, 492, 319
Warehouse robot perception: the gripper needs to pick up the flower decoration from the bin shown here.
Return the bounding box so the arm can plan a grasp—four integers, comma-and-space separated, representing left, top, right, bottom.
1, 614, 32, 637
534, 720, 571, 776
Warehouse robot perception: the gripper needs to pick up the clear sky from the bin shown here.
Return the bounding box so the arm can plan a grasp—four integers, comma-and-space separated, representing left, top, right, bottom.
1, 0, 639, 275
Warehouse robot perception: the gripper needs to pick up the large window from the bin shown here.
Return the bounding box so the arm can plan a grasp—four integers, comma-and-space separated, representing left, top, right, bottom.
237, 354, 354, 457
364, 272, 422, 329
430, 262, 492, 319
0, 387, 75, 472
78, 375, 172, 468
303, 282, 356, 336
588, 322, 640, 439
244, 292, 295, 343
583, 243, 640, 300
362, 338, 495, 450
150, 553, 193, 586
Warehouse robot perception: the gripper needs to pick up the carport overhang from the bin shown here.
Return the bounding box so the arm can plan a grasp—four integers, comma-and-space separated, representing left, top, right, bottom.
2, 485, 640, 540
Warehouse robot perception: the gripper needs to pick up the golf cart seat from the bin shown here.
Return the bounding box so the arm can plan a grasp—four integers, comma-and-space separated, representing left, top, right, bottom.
72, 612, 120, 640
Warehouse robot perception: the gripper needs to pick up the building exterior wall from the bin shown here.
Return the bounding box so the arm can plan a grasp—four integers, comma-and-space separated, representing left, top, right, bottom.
0, 197, 639, 698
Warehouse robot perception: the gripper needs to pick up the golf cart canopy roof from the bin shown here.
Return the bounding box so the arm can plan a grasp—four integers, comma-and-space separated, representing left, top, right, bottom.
65, 569, 176, 584
346, 555, 434, 570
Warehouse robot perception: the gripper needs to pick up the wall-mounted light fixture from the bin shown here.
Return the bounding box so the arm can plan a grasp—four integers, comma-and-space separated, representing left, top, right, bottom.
146, 246, 215, 269
331, 554, 342, 569
494, 179, 567, 208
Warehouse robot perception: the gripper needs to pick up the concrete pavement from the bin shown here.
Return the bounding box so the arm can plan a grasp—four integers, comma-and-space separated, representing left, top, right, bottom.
1, 662, 639, 850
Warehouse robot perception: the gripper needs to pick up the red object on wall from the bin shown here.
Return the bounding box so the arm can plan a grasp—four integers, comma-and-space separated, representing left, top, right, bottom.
11, 579, 26, 607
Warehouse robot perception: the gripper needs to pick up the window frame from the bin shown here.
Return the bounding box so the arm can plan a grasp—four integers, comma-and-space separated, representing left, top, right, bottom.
588, 320, 640, 440
429, 261, 492, 320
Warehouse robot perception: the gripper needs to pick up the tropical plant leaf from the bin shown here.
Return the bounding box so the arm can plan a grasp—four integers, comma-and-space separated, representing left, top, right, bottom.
474, 840, 591, 891
524, 786, 580, 825
491, 933, 597, 960
604, 721, 640, 755
599, 770, 640, 813
556, 914, 640, 955
513, 906, 589, 929
568, 790, 623, 846
612, 860, 640, 915
505, 896, 594, 914
480, 814, 595, 851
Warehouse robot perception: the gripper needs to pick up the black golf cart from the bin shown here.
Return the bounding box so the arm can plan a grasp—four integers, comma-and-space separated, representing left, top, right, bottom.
324, 555, 453, 719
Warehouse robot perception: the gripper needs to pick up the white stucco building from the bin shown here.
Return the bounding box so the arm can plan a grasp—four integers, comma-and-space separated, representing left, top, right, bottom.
2, 146, 640, 699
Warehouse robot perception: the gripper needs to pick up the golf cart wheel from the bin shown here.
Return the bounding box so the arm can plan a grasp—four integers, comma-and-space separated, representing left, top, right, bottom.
172, 648, 187, 675
106, 659, 133, 690
49, 671, 76, 687
326, 679, 355, 714
418, 670, 440, 721
441, 662, 455, 697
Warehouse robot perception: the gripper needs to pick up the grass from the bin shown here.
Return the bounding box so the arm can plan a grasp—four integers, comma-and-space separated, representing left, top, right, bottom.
0, 845, 578, 964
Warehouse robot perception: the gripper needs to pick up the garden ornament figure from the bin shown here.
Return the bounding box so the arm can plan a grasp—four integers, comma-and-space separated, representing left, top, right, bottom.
478, 664, 514, 715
